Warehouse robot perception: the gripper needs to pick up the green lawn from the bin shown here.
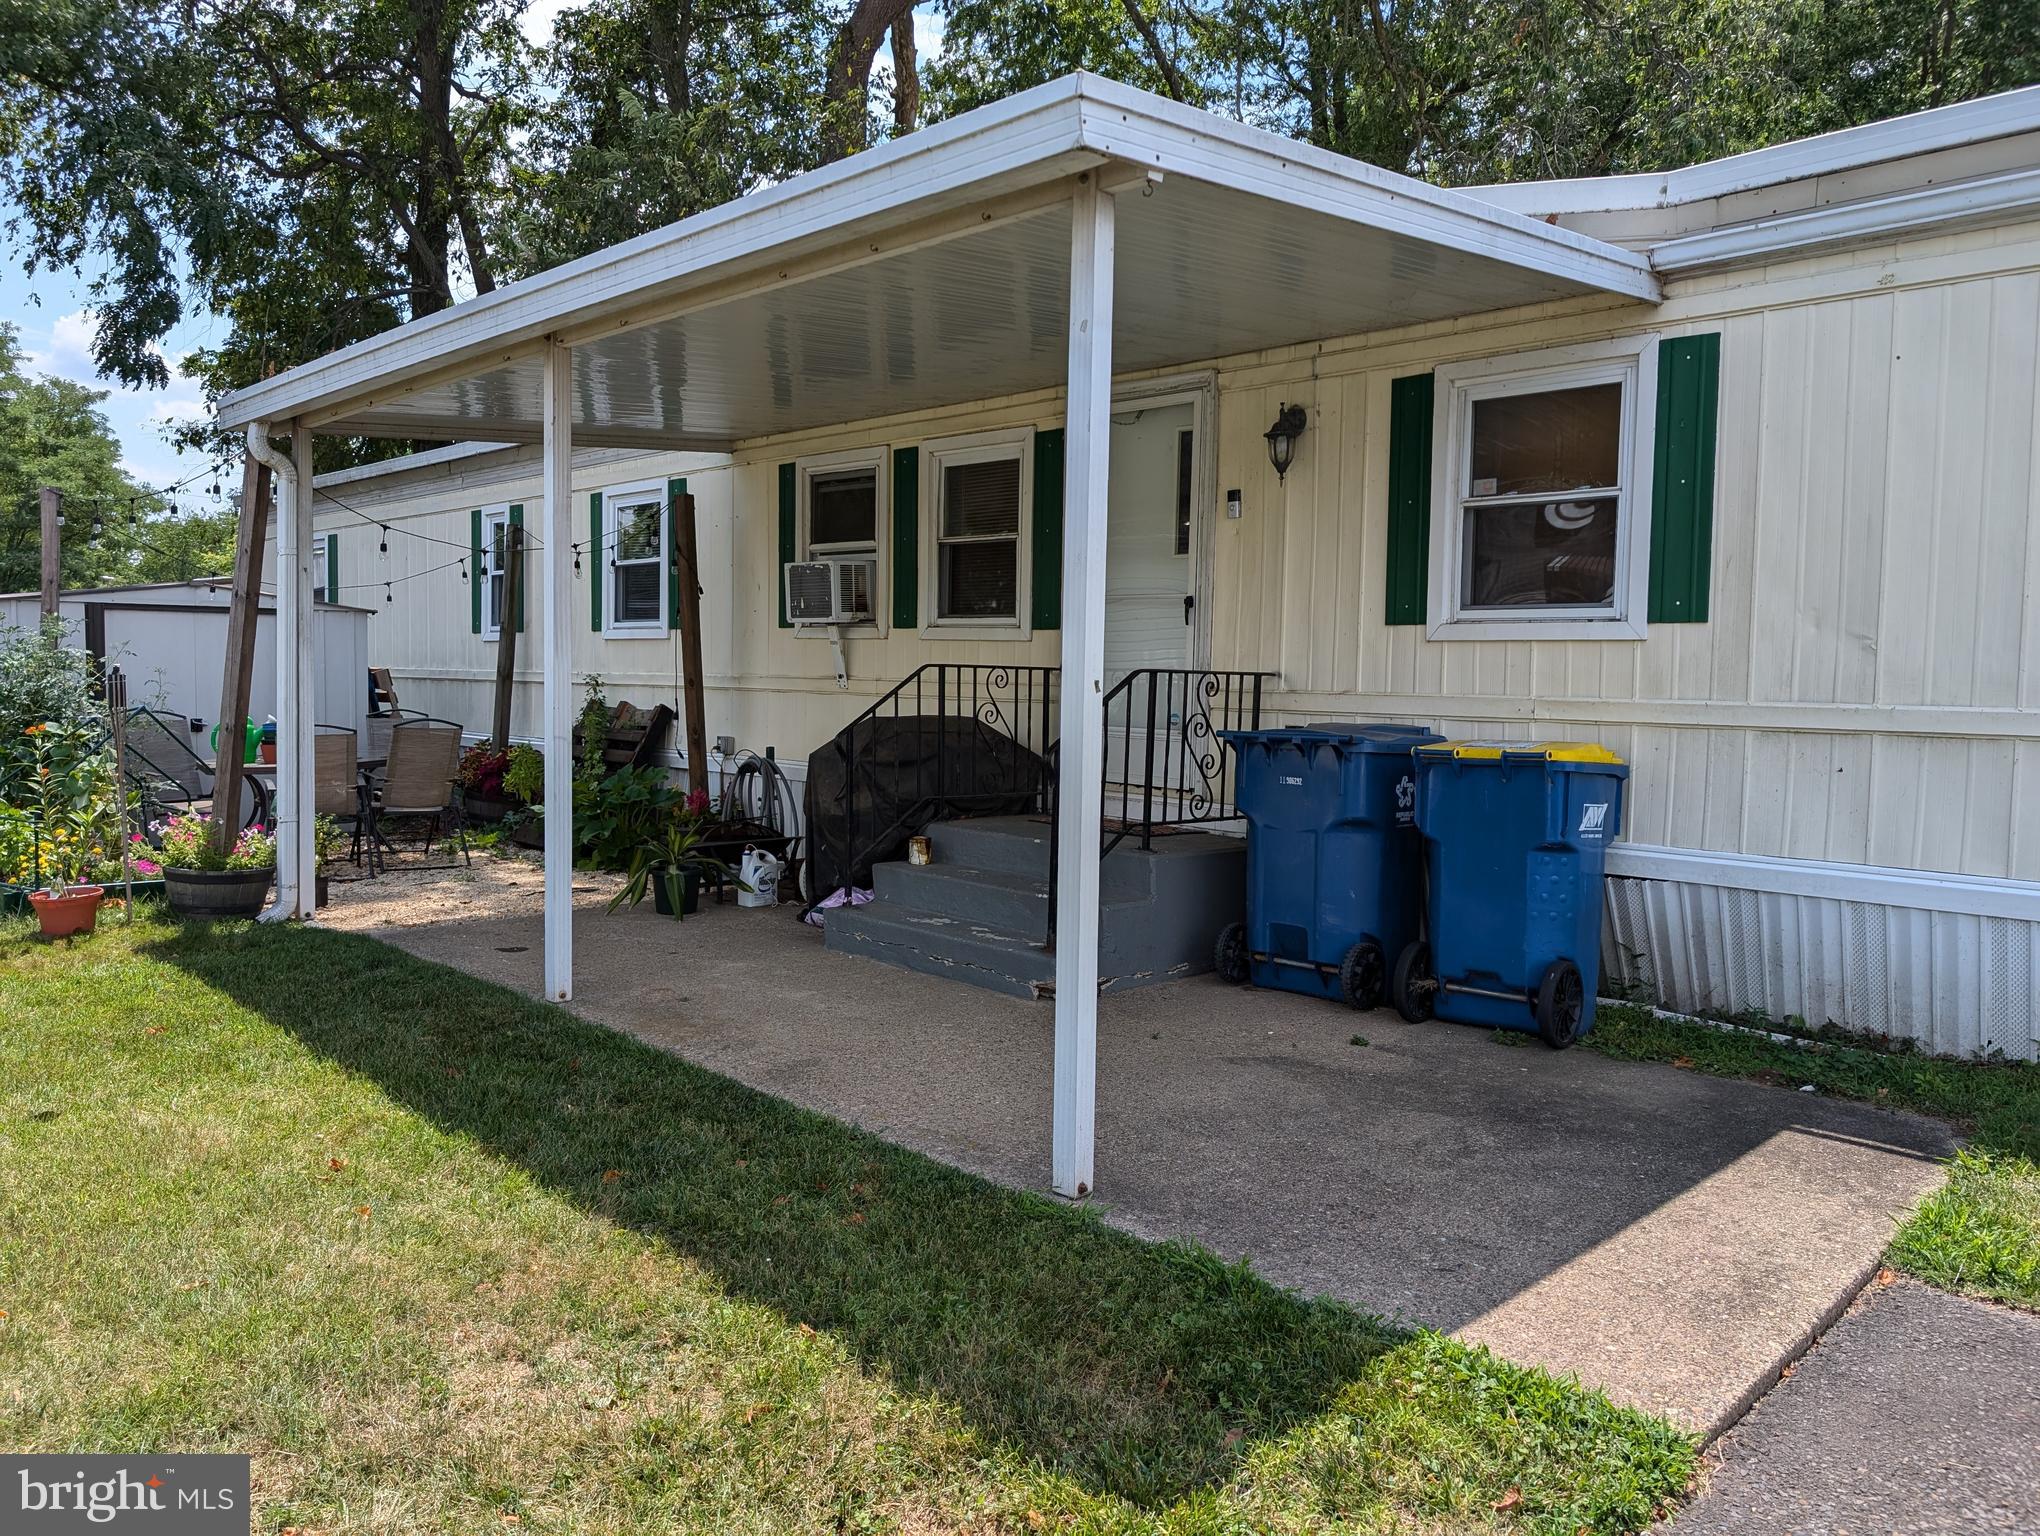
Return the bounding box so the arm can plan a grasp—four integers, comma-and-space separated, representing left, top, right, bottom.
1587, 1004, 2040, 1311
0, 915, 1694, 1536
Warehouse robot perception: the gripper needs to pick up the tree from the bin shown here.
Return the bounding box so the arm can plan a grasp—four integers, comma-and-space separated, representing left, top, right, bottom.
2, 0, 528, 465
498, 0, 835, 272
0, 323, 233, 592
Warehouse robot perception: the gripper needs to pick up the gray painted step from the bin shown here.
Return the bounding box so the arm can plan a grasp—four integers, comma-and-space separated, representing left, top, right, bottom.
824, 901, 1055, 1000
828, 815, 1249, 999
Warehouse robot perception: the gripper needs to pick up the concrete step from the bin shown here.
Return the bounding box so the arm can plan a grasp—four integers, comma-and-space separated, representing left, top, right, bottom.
873, 860, 1147, 936
823, 901, 1056, 1000
924, 816, 1054, 878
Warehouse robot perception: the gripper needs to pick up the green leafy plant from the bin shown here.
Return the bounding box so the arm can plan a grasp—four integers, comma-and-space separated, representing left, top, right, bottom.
574, 675, 610, 803
575, 765, 681, 872
503, 743, 544, 805
20, 720, 120, 893
606, 813, 738, 918
0, 620, 100, 801
312, 814, 346, 869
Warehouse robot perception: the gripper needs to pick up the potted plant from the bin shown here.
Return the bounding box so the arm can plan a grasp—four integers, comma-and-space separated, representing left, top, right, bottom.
607, 811, 739, 920
313, 814, 345, 906
155, 812, 276, 920
18, 720, 114, 938
457, 744, 515, 823
501, 743, 545, 848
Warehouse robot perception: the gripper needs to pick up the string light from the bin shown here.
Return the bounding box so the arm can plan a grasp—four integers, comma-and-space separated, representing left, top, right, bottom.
378, 524, 389, 554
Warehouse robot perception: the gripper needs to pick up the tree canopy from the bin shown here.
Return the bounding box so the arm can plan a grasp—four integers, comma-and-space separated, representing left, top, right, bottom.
3, 0, 2035, 468
0, 323, 236, 591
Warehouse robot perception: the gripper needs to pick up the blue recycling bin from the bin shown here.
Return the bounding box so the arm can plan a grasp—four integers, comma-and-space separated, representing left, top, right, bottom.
1398, 741, 1628, 1047
1215, 724, 1442, 1007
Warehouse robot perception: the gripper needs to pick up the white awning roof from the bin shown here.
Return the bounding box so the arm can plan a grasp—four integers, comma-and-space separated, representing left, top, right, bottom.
218, 74, 1660, 448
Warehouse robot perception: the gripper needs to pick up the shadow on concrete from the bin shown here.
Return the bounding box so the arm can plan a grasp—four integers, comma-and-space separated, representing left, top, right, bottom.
153, 919, 1409, 1509
286, 868, 1957, 1435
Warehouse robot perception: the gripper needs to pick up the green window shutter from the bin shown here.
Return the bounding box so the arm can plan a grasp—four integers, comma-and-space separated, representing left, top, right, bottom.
589, 492, 604, 632
507, 504, 525, 632
891, 447, 919, 629
470, 508, 484, 634
777, 462, 797, 628
1648, 333, 1721, 624
665, 478, 686, 630
1030, 427, 1065, 631
324, 533, 338, 603
1384, 372, 1434, 626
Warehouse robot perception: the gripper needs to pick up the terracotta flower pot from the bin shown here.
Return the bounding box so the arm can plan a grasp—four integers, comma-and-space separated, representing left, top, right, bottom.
30, 885, 103, 939
164, 866, 274, 921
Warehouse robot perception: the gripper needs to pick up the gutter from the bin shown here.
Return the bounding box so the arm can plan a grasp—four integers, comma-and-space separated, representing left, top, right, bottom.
244, 425, 302, 925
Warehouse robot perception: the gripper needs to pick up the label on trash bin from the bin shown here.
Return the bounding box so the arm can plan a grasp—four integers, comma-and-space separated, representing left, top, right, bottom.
1395, 774, 1415, 825
1578, 803, 1610, 837
1278, 774, 1303, 786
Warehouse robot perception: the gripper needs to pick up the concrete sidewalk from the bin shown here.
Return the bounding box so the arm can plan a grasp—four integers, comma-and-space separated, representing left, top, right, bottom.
1667, 1277, 2040, 1533
322, 860, 1955, 1436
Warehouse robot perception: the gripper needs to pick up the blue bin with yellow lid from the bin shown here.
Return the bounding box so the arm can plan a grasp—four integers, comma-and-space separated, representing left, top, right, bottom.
1396, 740, 1627, 1047
1214, 723, 1441, 1007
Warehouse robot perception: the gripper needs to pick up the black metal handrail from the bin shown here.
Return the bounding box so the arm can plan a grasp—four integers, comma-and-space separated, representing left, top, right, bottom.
799, 662, 1059, 917
1044, 667, 1272, 948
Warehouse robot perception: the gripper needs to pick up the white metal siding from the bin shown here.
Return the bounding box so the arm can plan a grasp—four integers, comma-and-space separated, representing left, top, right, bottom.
1604, 868, 2040, 1061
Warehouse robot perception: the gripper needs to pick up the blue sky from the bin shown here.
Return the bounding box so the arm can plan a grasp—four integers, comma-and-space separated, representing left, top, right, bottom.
0, 3, 945, 514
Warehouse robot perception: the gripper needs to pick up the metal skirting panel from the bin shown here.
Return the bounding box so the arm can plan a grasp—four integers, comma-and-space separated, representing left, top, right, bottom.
1603, 873, 2040, 1061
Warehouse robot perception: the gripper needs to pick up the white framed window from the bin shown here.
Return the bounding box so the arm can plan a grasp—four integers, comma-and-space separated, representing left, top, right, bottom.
480, 504, 512, 640
1428, 335, 1658, 641
603, 481, 667, 635
921, 428, 1033, 635
310, 538, 329, 602
796, 447, 887, 632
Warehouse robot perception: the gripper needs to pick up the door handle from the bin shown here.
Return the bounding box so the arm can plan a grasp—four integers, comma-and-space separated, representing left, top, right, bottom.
1183, 594, 1195, 625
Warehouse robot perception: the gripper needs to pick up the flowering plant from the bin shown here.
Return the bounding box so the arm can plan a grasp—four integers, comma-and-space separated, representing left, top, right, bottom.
89, 834, 160, 885
457, 744, 509, 799
313, 813, 347, 868
19, 720, 119, 894
154, 812, 276, 873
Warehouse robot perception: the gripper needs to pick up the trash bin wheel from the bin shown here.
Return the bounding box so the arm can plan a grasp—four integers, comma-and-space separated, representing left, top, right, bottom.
1338, 939, 1385, 1010
1390, 941, 1434, 1023
1535, 959, 1585, 1049
1214, 922, 1251, 985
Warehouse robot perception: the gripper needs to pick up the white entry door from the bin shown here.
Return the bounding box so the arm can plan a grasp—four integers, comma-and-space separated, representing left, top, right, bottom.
1103, 401, 1199, 803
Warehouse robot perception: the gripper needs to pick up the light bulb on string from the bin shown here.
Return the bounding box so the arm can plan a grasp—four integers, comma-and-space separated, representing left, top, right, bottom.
379, 524, 388, 554
384, 580, 393, 605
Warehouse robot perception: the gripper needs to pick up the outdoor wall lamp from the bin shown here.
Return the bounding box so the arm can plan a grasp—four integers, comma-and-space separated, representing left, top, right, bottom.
1264, 403, 1308, 481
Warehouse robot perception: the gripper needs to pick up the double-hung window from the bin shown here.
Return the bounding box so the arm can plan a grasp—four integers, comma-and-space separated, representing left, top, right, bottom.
604, 483, 667, 633
1429, 336, 1658, 640
796, 448, 886, 628
924, 429, 1032, 632
480, 505, 512, 639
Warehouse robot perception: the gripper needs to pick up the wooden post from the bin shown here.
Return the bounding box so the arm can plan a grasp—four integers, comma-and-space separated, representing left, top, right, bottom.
211, 456, 271, 858
39, 487, 61, 622
491, 523, 523, 750
672, 491, 709, 800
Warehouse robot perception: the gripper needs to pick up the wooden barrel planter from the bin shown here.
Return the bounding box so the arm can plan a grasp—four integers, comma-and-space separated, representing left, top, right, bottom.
462, 793, 517, 825
163, 867, 274, 921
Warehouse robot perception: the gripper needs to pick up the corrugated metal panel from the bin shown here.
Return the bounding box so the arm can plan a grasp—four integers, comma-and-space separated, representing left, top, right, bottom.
1603, 872, 2040, 1060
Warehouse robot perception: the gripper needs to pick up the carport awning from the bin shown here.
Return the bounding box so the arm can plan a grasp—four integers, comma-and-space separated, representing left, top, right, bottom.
216, 74, 1660, 448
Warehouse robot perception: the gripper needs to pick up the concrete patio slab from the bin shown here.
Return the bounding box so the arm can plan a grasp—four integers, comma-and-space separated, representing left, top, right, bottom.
320, 859, 1956, 1437
1665, 1277, 2040, 1534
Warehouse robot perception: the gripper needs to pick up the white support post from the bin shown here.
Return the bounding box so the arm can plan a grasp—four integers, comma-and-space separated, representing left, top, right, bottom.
287, 425, 316, 918
1051, 176, 1115, 1199
255, 420, 315, 922
541, 337, 576, 1001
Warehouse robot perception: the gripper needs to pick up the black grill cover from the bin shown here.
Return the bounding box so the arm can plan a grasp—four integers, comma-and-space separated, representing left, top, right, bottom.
804, 715, 1045, 894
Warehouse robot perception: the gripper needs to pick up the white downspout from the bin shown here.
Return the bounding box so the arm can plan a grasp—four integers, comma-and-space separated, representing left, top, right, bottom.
246, 423, 307, 922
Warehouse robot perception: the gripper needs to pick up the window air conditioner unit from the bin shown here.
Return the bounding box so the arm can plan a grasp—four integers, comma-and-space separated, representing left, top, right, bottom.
784, 558, 875, 625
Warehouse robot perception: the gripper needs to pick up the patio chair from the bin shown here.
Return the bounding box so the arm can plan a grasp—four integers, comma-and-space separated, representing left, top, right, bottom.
360, 707, 422, 767
313, 723, 365, 869
360, 716, 468, 875
121, 707, 269, 832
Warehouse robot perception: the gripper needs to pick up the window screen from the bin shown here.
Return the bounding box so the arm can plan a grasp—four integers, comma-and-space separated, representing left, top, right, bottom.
937, 456, 1021, 620
1460, 380, 1623, 611
809, 468, 878, 550
610, 498, 664, 624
